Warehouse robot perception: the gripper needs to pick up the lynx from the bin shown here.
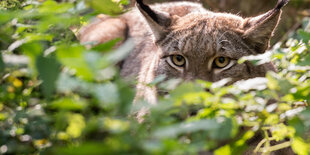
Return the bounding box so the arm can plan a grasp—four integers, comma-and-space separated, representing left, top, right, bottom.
79, 0, 292, 154
79, 0, 289, 105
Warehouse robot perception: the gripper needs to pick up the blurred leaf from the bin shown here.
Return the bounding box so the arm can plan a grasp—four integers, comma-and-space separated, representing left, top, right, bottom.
66, 114, 85, 138
292, 137, 309, 155
215, 145, 231, 155
56, 45, 94, 80
119, 0, 129, 5
36, 55, 61, 97
238, 52, 272, 66
266, 72, 293, 94
86, 0, 124, 15
271, 124, 295, 141
47, 142, 111, 155
1, 1, 310, 155
38, 0, 73, 14
104, 117, 129, 133
93, 83, 119, 107
292, 107, 310, 136
298, 29, 310, 43
153, 119, 220, 138
170, 82, 204, 99
56, 73, 92, 94
297, 54, 310, 66
148, 74, 166, 86
117, 80, 135, 115
25, 33, 54, 42
91, 38, 121, 52
50, 97, 87, 111
0, 53, 4, 73
21, 41, 43, 74
0, 11, 16, 24
233, 77, 267, 91
289, 117, 305, 137
209, 118, 236, 140
104, 39, 134, 65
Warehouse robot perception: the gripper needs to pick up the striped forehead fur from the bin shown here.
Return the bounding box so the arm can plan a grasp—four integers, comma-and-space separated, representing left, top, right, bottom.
157, 13, 256, 60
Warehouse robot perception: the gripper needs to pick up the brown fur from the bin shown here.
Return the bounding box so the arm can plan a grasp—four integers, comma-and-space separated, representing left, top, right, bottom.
78, 15, 128, 48
78, 1, 291, 154
79, 0, 284, 111
113, 1, 281, 104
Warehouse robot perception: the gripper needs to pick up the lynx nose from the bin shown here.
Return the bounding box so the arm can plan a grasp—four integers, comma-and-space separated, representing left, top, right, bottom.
183, 72, 210, 82
183, 72, 196, 81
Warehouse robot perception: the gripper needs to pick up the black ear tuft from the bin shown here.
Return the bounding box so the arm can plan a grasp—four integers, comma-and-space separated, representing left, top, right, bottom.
135, 0, 173, 40
136, 0, 159, 23
275, 0, 289, 10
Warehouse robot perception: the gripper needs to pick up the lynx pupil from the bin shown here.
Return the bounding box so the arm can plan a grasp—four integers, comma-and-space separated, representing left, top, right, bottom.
176, 55, 183, 62
218, 57, 225, 63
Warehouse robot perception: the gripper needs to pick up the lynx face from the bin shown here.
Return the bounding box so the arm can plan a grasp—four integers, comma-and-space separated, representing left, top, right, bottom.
136, 0, 288, 84
79, 0, 289, 104
154, 14, 270, 83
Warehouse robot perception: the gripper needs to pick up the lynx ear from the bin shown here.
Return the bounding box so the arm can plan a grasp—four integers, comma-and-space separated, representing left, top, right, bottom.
136, 0, 173, 41
242, 0, 289, 53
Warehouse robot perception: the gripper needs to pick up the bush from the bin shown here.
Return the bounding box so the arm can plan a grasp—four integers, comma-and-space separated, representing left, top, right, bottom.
0, 0, 309, 154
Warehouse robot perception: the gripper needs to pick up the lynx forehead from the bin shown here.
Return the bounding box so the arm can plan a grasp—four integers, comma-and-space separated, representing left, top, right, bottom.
159, 14, 252, 60
151, 13, 262, 83
79, 0, 289, 104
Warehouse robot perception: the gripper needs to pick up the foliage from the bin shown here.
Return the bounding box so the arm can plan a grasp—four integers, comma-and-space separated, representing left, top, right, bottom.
0, 0, 310, 154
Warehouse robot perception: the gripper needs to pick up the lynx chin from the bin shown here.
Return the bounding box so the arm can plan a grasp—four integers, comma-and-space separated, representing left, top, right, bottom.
79, 0, 289, 105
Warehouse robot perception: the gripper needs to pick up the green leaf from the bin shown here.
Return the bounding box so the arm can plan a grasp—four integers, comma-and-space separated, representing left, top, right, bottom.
0, 53, 4, 73
153, 119, 220, 138
209, 118, 235, 140
266, 72, 293, 94
93, 83, 120, 107
66, 114, 86, 138
56, 44, 94, 80
215, 145, 231, 155
86, 0, 124, 15
292, 137, 309, 155
148, 74, 166, 86
91, 38, 121, 52
170, 82, 204, 99
298, 29, 310, 43
297, 54, 310, 66
289, 117, 305, 137
105, 39, 134, 64
36, 55, 61, 97
38, 0, 73, 14
117, 80, 135, 115
46, 142, 113, 155
56, 73, 93, 94
96, 39, 134, 69
21, 41, 43, 74
50, 97, 87, 111
0, 11, 16, 24
298, 107, 310, 130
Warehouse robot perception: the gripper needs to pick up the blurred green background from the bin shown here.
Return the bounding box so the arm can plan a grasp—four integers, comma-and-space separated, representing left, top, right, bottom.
0, 0, 310, 154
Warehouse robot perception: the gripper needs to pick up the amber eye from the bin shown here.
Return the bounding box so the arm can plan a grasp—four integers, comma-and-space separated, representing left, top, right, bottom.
213, 57, 230, 68
170, 55, 186, 67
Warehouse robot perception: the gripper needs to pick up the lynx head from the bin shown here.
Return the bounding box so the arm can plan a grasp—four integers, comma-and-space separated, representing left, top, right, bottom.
136, 0, 289, 83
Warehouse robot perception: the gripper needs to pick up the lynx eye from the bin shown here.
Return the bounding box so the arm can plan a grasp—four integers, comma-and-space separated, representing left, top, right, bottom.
213, 57, 230, 68
170, 55, 186, 67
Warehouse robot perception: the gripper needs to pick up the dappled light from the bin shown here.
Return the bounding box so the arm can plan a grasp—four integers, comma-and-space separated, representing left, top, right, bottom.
0, 0, 310, 154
